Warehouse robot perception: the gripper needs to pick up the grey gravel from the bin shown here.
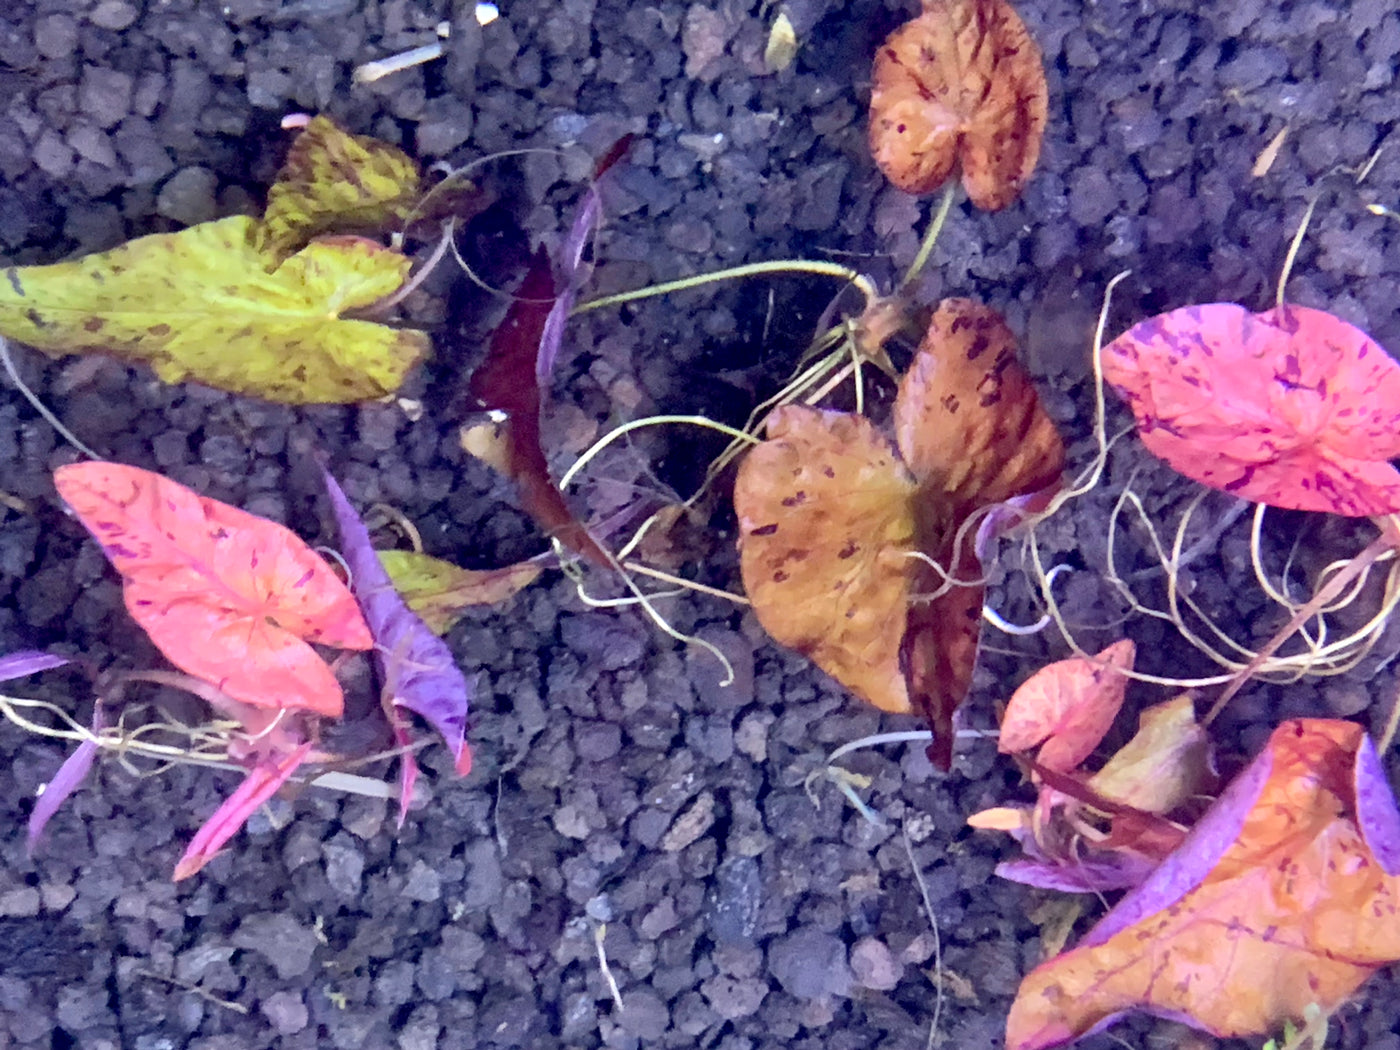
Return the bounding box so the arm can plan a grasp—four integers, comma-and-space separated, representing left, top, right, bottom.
157, 166, 220, 226
230, 913, 320, 980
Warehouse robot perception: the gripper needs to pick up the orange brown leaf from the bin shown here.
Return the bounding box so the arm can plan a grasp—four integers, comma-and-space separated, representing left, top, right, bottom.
869, 0, 1048, 210
1007, 719, 1400, 1049
896, 299, 1065, 767
736, 300, 1064, 765
735, 407, 919, 713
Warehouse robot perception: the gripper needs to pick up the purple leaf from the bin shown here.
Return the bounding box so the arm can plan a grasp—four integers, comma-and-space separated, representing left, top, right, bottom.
27, 701, 105, 853
537, 135, 633, 384
322, 468, 472, 779
996, 852, 1158, 894
0, 650, 70, 683
1354, 734, 1400, 876
1079, 746, 1274, 950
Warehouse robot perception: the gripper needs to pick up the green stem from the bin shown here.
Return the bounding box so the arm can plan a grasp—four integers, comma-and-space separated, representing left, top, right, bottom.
573, 260, 878, 317
899, 181, 957, 293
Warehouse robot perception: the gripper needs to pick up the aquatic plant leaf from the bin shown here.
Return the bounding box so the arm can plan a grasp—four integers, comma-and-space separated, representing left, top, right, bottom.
257, 115, 423, 264
1007, 719, 1400, 1049
996, 853, 1159, 894
538, 135, 632, 383
54, 462, 371, 718
27, 701, 105, 852
737, 300, 1063, 768
895, 299, 1065, 767
323, 468, 472, 779
869, 0, 1048, 209
1102, 302, 1400, 516
460, 247, 609, 565
998, 641, 1136, 773
378, 550, 542, 635
736, 407, 920, 713
0, 650, 70, 682
1088, 693, 1213, 815
0, 215, 427, 404
173, 741, 313, 880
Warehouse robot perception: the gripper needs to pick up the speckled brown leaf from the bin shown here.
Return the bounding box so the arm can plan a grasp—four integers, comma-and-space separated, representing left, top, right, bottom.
0, 215, 426, 404
896, 299, 1065, 766
735, 407, 919, 713
869, 0, 1047, 210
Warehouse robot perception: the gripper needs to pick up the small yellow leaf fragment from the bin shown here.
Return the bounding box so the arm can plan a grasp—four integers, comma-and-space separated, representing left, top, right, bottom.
765, 11, 798, 73
967, 806, 1029, 832
1252, 125, 1289, 178
378, 549, 542, 634
459, 420, 513, 475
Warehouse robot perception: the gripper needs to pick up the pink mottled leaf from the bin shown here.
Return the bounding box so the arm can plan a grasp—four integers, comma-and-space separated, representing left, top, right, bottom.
1102, 303, 1400, 516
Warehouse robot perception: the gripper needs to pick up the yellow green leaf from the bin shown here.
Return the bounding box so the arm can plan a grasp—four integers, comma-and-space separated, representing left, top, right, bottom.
378, 550, 542, 634
1087, 693, 1213, 815
257, 115, 423, 265
0, 215, 427, 404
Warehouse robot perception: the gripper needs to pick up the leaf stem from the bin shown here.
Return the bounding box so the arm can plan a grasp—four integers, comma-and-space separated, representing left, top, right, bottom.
572, 260, 878, 317
899, 181, 957, 293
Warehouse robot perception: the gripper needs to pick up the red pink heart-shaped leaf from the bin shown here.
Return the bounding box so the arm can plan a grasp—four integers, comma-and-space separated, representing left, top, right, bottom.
54, 462, 371, 718
1103, 303, 1400, 516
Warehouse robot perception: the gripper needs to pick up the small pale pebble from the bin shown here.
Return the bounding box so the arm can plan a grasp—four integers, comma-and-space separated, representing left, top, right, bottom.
0, 888, 41, 917
850, 937, 902, 991
661, 791, 715, 852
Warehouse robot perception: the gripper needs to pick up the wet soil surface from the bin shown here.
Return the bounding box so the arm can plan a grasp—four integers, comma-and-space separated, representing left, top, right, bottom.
2, 1, 1400, 1048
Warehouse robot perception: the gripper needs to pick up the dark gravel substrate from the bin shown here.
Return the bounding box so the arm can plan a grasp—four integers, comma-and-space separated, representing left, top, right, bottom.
2, 1, 1400, 1048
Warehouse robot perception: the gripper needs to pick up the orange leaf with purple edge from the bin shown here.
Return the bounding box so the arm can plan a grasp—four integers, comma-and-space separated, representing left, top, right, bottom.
54, 462, 371, 719
1102, 302, 1400, 516
998, 640, 1136, 773
1006, 719, 1400, 1049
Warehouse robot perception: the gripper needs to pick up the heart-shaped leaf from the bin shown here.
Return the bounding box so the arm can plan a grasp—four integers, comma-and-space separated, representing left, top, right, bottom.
1102, 302, 1400, 516
0, 216, 427, 404
54, 462, 372, 718
998, 640, 1136, 773
736, 299, 1064, 766
869, 0, 1048, 209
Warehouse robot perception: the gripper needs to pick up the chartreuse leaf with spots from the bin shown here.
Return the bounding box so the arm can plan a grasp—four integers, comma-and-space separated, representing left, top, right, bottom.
256, 115, 423, 265
0, 215, 427, 404
378, 549, 543, 635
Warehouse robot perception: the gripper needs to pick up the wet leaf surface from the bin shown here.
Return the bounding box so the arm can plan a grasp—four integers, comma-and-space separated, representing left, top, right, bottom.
1008, 719, 1400, 1048
54, 461, 372, 718
461, 246, 609, 565
0, 216, 426, 404
869, 0, 1048, 209
737, 300, 1064, 764
379, 549, 542, 635
998, 640, 1135, 773
256, 115, 424, 265
1103, 302, 1400, 516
